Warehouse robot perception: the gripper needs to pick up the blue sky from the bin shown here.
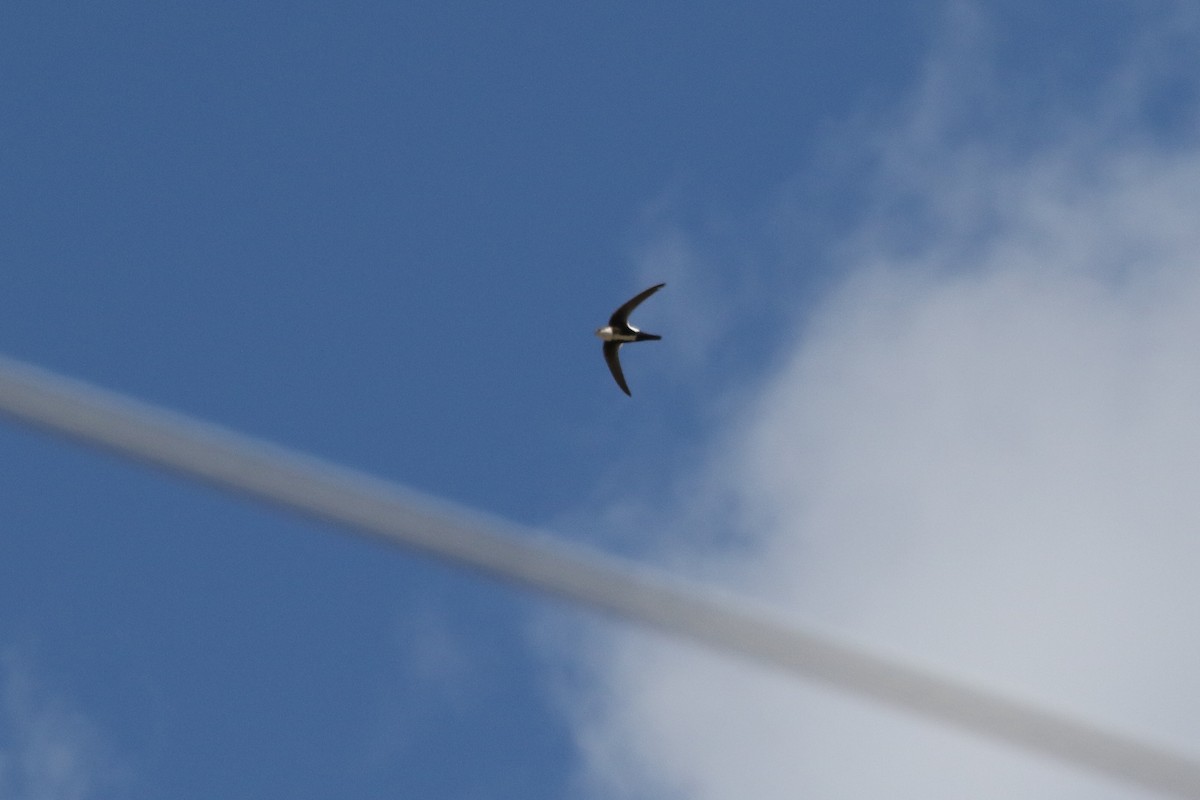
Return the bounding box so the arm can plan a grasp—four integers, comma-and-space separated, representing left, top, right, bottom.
4, 2, 1200, 798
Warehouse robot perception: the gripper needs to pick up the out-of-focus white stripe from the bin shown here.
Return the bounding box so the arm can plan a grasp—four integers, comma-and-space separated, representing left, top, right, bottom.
1, 352, 1197, 797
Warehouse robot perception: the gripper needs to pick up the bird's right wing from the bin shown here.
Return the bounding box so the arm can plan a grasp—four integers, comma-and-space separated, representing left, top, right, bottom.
603, 341, 631, 396
608, 282, 665, 327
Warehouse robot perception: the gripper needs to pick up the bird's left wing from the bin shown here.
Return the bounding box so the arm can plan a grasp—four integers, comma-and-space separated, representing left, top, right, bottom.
603, 341, 631, 396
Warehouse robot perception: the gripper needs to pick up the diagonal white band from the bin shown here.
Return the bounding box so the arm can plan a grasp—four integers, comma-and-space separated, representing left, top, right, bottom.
1, 352, 1197, 797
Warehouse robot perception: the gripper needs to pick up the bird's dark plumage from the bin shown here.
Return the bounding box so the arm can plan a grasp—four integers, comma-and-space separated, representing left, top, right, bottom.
597, 283, 665, 396
609, 282, 665, 328
603, 340, 630, 396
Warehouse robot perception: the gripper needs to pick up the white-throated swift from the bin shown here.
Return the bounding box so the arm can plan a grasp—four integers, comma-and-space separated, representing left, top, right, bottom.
595, 282, 664, 396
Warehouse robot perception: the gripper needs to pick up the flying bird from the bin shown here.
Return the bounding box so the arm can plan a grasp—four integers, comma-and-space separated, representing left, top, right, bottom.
595, 282, 665, 396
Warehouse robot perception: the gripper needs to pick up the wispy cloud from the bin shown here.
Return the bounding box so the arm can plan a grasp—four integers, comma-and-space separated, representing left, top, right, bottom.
0, 654, 125, 800
556, 5, 1200, 799
361, 603, 480, 773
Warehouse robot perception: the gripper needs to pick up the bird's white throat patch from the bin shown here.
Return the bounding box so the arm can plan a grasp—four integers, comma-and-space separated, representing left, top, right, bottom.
596, 326, 638, 342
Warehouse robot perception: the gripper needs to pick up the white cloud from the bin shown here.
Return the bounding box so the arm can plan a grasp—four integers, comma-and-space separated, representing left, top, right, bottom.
556, 5, 1200, 799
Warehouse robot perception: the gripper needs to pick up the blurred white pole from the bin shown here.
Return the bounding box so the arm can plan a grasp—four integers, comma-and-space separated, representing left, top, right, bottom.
1, 352, 1198, 798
